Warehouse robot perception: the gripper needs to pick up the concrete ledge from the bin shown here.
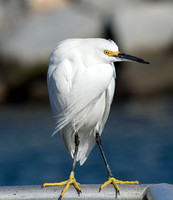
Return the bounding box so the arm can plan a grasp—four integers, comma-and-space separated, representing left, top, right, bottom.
0, 184, 173, 200
0, 184, 148, 200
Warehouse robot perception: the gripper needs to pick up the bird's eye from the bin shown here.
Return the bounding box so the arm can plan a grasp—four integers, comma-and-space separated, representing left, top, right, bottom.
104, 50, 109, 55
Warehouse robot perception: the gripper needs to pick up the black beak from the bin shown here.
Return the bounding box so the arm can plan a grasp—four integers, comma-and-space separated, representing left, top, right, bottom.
114, 52, 150, 64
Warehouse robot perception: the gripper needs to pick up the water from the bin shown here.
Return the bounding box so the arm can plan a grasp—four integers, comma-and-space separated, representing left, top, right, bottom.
0, 98, 173, 186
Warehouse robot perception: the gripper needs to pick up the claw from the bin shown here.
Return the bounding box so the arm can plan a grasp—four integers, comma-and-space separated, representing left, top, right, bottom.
42, 171, 81, 198
99, 177, 139, 195
99, 177, 120, 193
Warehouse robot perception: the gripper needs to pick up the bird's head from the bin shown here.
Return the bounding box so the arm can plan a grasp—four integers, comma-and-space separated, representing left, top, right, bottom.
98, 39, 150, 65
77, 38, 149, 65
53, 38, 149, 66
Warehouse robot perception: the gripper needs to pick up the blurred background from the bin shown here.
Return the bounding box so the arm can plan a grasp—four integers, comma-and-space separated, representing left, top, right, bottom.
0, 0, 173, 186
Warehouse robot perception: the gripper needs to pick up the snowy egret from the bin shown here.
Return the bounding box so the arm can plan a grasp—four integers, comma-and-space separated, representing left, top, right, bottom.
42, 38, 149, 198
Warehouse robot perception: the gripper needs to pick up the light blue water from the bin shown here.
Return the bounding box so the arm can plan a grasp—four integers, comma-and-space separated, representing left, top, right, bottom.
0, 98, 173, 186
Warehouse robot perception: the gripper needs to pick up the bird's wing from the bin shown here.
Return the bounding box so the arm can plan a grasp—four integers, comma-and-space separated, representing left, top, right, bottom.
48, 60, 114, 134
47, 58, 96, 134
47, 59, 73, 134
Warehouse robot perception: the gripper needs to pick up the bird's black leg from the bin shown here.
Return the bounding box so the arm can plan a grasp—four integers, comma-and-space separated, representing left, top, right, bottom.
95, 132, 139, 196
72, 134, 80, 172
95, 132, 113, 178
42, 133, 81, 199
96, 132, 120, 196
58, 133, 81, 199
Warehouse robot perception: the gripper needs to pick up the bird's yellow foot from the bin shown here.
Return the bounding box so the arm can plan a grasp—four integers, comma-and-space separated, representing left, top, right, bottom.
42, 171, 81, 198
100, 177, 140, 194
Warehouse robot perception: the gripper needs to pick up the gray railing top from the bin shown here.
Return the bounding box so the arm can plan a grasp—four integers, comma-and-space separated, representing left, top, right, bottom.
0, 183, 172, 200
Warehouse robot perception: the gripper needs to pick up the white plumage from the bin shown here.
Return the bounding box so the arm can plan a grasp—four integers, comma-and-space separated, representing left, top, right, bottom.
47, 38, 117, 165
44, 38, 148, 197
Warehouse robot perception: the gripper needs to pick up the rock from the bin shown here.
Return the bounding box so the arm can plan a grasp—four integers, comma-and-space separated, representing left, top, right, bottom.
112, 1, 173, 53
120, 51, 173, 98
0, 77, 8, 103
0, 3, 103, 65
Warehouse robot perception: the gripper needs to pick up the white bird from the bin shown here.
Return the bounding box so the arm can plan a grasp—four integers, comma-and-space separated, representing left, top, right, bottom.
42, 38, 149, 198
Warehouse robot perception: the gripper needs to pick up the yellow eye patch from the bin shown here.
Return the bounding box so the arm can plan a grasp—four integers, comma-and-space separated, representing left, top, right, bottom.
104, 50, 119, 57
104, 50, 110, 55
